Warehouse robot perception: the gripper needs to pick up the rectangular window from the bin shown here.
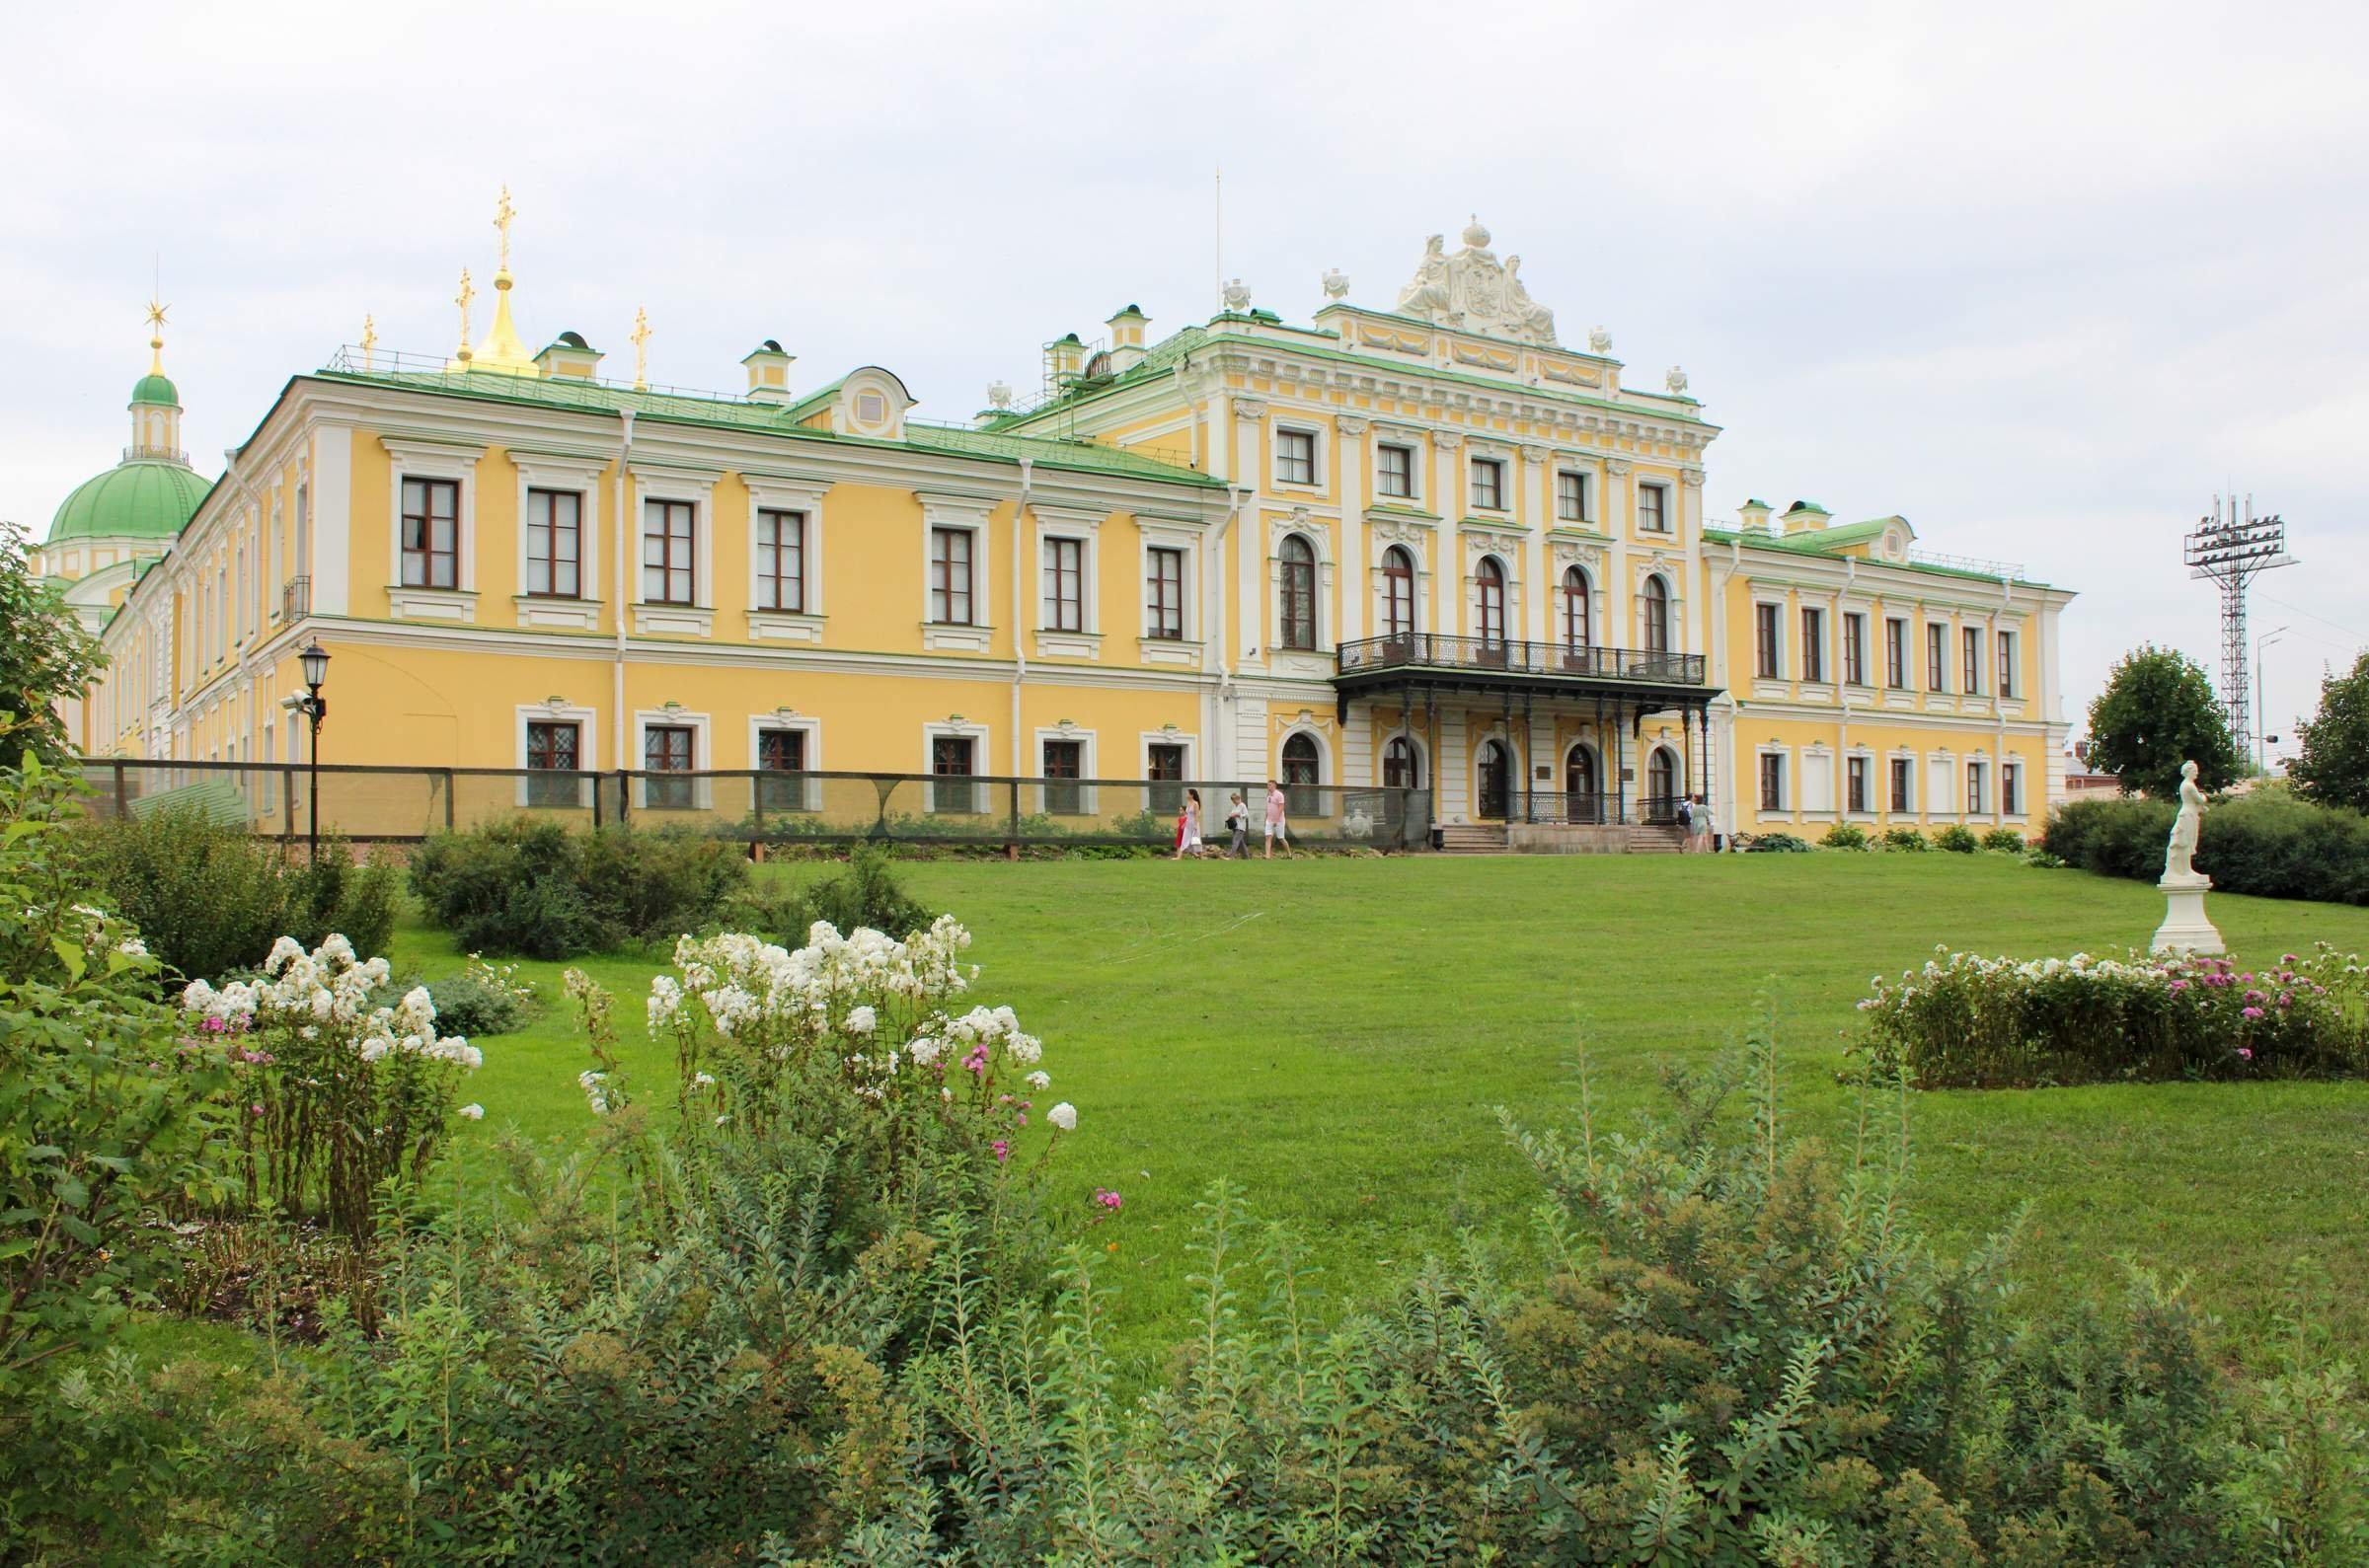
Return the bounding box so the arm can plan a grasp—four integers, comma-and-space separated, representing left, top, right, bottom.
644, 724, 694, 810
525, 488, 582, 599
755, 507, 804, 613
757, 727, 809, 812
1800, 607, 1826, 683
1962, 627, 1983, 695
1927, 623, 1948, 692
1042, 537, 1084, 632
1998, 632, 2018, 698
931, 735, 977, 815
1889, 757, 1912, 813
1885, 618, 1908, 688
1556, 470, 1588, 523
1843, 613, 1869, 686
1147, 742, 1185, 814
1041, 739, 1084, 815
1755, 603, 1781, 679
1146, 547, 1184, 639
930, 527, 974, 625
1759, 753, 1785, 811
400, 477, 459, 589
1848, 756, 1871, 814
1965, 761, 1987, 815
1638, 484, 1669, 533
1469, 458, 1505, 511
1276, 428, 1317, 486
526, 720, 580, 809
2003, 763, 2023, 817
641, 498, 695, 605
1378, 444, 1414, 499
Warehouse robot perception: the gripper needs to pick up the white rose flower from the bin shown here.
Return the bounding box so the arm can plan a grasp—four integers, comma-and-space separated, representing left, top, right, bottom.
1047, 1102, 1077, 1133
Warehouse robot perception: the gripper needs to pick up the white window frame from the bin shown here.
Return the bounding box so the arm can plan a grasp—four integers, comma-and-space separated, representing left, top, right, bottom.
1137, 517, 1201, 665
633, 708, 712, 811
631, 465, 720, 636
745, 475, 831, 643
1888, 751, 1918, 815
514, 702, 599, 808
1467, 454, 1509, 513
1841, 610, 1872, 687
921, 718, 991, 815
1555, 468, 1592, 525
2003, 759, 2025, 818
1372, 539, 1426, 642
1798, 604, 1830, 685
1271, 422, 1324, 490
1268, 521, 1333, 663
1965, 757, 1989, 815
1884, 615, 1910, 689
1845, 751, 1877, 818
1374, 440, 1419, 502
1032, 505, 1103, 659
1996, 625, 2021, 700
1033, 726, 1099, 816
512, 450, 607, 631
1755, 747, 1791, 813
1636, 481, 1673, 535
1140, 730, 1198, 783
748, 712, 824, 813
1752, 598, 1787, 684
382, 435, 485, 622
917, 491, 995, 652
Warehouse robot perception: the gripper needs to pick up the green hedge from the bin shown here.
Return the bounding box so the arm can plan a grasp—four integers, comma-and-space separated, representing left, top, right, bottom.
408, 817, 750, 958
2044, 790, 2369, 905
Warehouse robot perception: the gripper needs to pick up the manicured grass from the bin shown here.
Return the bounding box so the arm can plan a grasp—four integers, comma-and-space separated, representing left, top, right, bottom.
394, 853, 2369, 1377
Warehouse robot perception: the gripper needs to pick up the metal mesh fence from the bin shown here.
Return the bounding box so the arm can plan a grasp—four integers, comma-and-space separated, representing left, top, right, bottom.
74, 760, 1434, 852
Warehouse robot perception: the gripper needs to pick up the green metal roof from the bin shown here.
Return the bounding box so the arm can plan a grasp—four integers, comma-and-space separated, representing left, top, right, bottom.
130, 372, 180, 408
1703, 524, 2050, 588
47, 459, 211, 544
311, 364, 1224, 489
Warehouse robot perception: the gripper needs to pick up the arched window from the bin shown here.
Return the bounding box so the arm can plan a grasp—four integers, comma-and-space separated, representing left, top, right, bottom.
1647, 745, 1680, 819
1281, 732, 1322, 816
1382, 546, 1415, 640
1565, 743, 1599, 822
1642, 574, 1670, 652
1560, 565, 1591, 649
1477, 738, 1511, 818
1383, 734, 1420, 789
1279, 535, 1317, 650
1476, 556, 1506, 645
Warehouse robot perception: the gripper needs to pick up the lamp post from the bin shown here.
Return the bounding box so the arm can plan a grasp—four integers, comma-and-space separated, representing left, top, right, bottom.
2254, 626, 2289, 778
294, 639, 331, 864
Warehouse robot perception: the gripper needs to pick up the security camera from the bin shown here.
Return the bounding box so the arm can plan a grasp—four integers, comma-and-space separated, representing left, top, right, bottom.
278, 694, 303, 710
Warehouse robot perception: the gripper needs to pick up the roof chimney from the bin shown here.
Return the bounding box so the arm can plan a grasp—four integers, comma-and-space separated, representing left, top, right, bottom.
1105, 305, 1150, 371
1781, 499, 1832, 536
534, 331, 602, 380
1737, 497, 1772, 536
1046, 333, 1086, 385
742, 339, 795, 404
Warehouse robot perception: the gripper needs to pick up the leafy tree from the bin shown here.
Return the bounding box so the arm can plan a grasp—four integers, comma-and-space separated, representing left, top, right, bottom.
2290, 650, 2369, 814
0, 522, 104, 768
2085, 643, 2242, 798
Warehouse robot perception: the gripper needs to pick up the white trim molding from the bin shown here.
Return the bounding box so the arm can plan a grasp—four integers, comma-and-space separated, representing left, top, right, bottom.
382, 434, 487, 622
917, 490, 998, 652
745, 472, 833, 643
633, 706, 713, 811
631, 464, 721, 637
510, 447, 608, 631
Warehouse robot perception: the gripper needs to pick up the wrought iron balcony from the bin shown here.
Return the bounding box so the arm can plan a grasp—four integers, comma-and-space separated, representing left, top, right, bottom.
1336, 635, 1707, 688
281, 575, 311, 621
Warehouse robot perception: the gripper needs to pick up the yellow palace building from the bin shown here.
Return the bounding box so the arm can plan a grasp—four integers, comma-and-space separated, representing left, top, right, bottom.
58, 202, 2074, 846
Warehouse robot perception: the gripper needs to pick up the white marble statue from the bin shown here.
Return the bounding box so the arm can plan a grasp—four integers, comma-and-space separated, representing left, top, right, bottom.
1503, 256, 1557, 342
1396, 236, 1452, 317
1665, 365, 1690, 395
1322, 266, 1350, 301
1222, 277, 1252, 312
2164, 759, 2206, 880
1588, 325, 1613, 353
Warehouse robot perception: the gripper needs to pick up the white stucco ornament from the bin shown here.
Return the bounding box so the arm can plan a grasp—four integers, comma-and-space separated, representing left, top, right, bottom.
1322, 267, 1349, 301
1222, 277, 1252, 311
986, 379, 1013, 411
2151, 760, 2225, 955
1665, 366, 1689, 395
1391, 221, 1558, 344
1588, 325, 1613, 353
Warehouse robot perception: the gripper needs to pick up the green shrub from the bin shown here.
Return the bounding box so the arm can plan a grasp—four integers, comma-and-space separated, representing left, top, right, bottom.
1819, 821, 1871, 850
1933, 822, 1981, 853
409, 819, 750, 958
1981, 826, 2026, 853
76, 805, 399, 984
746, 845, 937, 942
424, 956, 538, 1038
2026, 848, 2067, 868
1746, 831, 1809, 853
2047, 790, 2369, 905
1855, 944, 2369, 1088
1881, 825, 1931, 852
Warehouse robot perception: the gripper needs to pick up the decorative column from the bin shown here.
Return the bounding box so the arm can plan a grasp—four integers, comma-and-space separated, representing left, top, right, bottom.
1431, 430, 1464, 636
1680, 468, 1706, 655
1232, 397, 1266, 669
1337, 414, 1369, 646
1605, 456, 1633, 645
1520, 444, 1553, 644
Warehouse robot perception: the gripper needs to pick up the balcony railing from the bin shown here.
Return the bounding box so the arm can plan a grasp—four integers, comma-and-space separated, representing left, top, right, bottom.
1337, 635, 1706, 687
1502, 791, 1691, 826
281, 575, 311, 621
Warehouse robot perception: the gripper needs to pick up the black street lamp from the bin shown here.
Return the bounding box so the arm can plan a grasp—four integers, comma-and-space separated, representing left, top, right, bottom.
294, 640, 330, 864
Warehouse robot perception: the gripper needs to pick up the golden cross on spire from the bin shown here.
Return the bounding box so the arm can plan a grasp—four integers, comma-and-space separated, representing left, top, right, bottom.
143, 294, 170, 374
494, 185, 517, 273
360, 313, 378, 371
630, 307, 651, 390
455, 267, 476, 361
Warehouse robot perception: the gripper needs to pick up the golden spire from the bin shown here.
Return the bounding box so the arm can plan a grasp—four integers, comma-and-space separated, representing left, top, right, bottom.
454, 267, 476, 364
143, 295, 170, 376
360, 313, 378, 371
466, 186, 536, 374
495, 184, 517, 273
630, 308, 651, 391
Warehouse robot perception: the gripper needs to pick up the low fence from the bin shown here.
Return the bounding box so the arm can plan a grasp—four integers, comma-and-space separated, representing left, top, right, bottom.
73, 759, 1435, 853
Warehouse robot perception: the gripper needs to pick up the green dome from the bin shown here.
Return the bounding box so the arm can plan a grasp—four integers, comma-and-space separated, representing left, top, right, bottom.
47, 460, 211, 545
130, 373, 181, 408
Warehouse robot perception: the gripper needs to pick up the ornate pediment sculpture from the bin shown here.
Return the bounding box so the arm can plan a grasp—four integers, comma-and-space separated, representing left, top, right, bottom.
1391, 217, 1560, 345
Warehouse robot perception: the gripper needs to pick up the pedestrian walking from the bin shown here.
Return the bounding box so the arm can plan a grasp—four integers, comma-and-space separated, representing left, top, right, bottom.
1263, 779, 1293, 859
1676, 793, 1694, 851
1175, 787, 1206, 859
1225, 790, 1250, 859
1695, 793, 1719, 854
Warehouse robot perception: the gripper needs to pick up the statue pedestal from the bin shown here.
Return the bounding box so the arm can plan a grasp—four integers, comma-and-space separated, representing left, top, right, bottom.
2151, 873, 2224, 956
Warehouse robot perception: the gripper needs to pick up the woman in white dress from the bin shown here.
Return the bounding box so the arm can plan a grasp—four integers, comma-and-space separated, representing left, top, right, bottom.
1176, 787, 1206, 859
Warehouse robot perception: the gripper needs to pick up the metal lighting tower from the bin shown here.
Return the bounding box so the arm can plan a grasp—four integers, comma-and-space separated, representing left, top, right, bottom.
2182, 494, 2294, 756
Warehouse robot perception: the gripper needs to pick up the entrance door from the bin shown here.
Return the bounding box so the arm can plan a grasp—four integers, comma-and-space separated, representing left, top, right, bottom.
1646, 746, 1679, 822
1477, 739, 1510, 820
1565, 745, 1598, 823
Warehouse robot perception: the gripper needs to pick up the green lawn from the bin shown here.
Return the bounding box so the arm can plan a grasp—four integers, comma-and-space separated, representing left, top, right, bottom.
396, 854, 2369, 1377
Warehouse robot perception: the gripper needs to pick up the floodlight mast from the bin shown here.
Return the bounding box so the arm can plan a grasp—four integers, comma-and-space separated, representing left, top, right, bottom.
2182, 494, 2295, 757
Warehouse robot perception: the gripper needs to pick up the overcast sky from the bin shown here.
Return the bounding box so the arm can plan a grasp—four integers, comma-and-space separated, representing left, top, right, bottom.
6, 0, 2363, 748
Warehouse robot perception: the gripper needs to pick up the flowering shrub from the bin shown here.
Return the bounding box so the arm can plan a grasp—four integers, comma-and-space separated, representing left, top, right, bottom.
1881, 825, 1931, 852
1854, 941, 2369, 1087
1932, 822, 1981, 853
1981, 825, 2026, 853
182, 934, 482, 1236
1819, 822, 1871, 850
